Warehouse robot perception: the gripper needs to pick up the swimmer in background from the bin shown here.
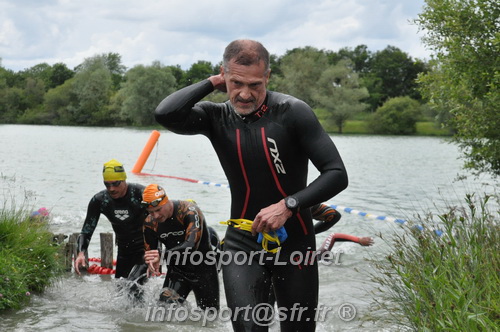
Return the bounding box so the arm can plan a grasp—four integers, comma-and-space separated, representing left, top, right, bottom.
311, 203, 374, 254
30, 207, 50, 222
74, 159, 147, 279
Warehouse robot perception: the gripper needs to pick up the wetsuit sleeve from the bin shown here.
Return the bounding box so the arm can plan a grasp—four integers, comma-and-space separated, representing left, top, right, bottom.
78, 196, 102, 252
318, 233, 361, 253
331, 233, 360, 243
155, 79, 215, 135
143, 215, 159, 251
77, 234, 90, 253
312, 203, 342, 234
287, 100, 348, 209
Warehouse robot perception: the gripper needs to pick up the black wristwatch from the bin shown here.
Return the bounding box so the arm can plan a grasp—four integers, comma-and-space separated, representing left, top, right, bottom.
284, 196, 300, 214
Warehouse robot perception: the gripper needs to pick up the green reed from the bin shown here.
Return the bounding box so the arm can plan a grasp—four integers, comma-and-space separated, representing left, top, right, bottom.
371, 193, 499, 331
0, 206, 65, 310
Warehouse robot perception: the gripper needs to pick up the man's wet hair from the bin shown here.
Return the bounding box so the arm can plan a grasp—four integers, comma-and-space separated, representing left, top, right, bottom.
223, 39, 270, 75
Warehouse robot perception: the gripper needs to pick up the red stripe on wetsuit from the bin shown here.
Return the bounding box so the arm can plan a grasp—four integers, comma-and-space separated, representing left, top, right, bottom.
235, 127, 308, 235
236, 129, 251, 219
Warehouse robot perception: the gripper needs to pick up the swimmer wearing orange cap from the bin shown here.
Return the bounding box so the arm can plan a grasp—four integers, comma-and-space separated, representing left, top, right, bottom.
140, 184, 219, 310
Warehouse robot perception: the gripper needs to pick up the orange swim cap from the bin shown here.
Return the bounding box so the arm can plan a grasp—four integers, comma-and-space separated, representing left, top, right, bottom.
142, 184, 168, 207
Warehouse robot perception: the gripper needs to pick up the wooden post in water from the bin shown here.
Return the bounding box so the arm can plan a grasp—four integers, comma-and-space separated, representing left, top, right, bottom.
52, 233, 72, 271
100, 233, 114, 269
67, 233, 84, 272
52, 233, 67, 244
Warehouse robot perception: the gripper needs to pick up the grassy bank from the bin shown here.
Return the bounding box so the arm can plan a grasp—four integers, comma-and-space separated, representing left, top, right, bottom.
0, 207, 65, 310
371, 193, 499, 331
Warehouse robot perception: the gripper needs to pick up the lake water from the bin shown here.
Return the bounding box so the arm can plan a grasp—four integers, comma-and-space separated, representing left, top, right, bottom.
0, 124, 496, 331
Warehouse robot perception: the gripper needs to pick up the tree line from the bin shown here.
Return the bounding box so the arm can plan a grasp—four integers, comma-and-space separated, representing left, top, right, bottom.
1, 0, 498, 178
0, 45, 430, 133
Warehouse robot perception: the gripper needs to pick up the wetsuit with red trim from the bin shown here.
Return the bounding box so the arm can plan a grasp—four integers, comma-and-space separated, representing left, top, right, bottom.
78, 183, 146, 278
143, 199, 219, 310
155, 80, 347, 331
317, 233, 366, 255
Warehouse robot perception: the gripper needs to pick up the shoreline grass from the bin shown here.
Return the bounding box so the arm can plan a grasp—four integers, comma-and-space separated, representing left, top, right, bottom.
0, 206, 65, 310
370, 193, 500, 331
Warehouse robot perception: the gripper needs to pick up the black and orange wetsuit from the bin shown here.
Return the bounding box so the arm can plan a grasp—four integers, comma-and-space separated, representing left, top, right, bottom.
143, 200, 219, 310
155, 80, 347, 331
312, 203, 342, 234
78, 183, 146, 278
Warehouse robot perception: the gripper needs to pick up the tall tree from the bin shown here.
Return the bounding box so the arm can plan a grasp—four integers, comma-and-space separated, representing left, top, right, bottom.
49, 63, 74, 88
416, 0, 500, 176
0, 65, 16, 88
166, 64, 184, 86
72, 55, 114, 125
117, 61, 177, 126
179, 60, 215, 88
43, 78, 77, 125
0, 87, 24, 123
331, 44, 372, 73
75, 52, 125, 91
368, 46, 426, 109
313, 59, 369, 133
273, 47, 329, 107
19, 63, 52, 90
23, 78, 45, 109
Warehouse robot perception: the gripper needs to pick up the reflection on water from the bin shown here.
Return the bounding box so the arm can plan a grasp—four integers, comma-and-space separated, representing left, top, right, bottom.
0, 125, 496, 331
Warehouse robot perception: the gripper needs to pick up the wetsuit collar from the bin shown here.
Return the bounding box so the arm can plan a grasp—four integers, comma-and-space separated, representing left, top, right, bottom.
239, 95, 269, 124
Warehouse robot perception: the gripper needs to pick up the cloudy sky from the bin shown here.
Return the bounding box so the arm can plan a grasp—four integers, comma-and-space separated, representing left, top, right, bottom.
0, 0, 432, 72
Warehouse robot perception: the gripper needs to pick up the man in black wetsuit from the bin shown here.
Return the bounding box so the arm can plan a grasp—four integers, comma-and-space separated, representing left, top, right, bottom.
74, 159, 146, 279
141, 184, 219, 310
155, 40, 348, 331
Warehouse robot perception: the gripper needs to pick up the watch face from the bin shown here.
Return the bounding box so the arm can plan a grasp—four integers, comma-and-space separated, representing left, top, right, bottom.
287, 197, 298, 208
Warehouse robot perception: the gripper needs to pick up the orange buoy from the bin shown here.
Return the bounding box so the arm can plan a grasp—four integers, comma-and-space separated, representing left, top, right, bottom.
132, 130, 161, 173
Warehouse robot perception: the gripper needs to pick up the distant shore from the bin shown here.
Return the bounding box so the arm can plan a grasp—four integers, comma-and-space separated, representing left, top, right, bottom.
324, 120, 452, 136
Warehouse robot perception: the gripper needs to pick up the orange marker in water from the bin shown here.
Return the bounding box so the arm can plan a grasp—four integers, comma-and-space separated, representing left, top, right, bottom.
132, 130, 161, 173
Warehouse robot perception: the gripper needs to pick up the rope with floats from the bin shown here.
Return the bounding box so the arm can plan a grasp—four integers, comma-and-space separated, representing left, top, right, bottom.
86, 257, 117, 275
328, 204, 443, 237
136, 170, 413, 225
135, 171, 446, 236
137, 172, 230, 188
132, 130, 443, 236
328, 204, 407, 224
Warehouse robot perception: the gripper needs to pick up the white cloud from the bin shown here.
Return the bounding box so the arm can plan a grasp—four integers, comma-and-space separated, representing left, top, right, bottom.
0, 19, 22, 48
0, 0, 431, 72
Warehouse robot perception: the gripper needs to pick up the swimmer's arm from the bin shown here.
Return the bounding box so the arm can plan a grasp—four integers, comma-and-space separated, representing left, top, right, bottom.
312, 203, 342, 234
155, 79, 214, 135
74, 198, 101, 275
333, 234, 374, 246
143, 216, 161, 276
143, 216, 159, 251
78, 197, 102, 252
288, 101, 348, 210
318, 233, 373, 254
